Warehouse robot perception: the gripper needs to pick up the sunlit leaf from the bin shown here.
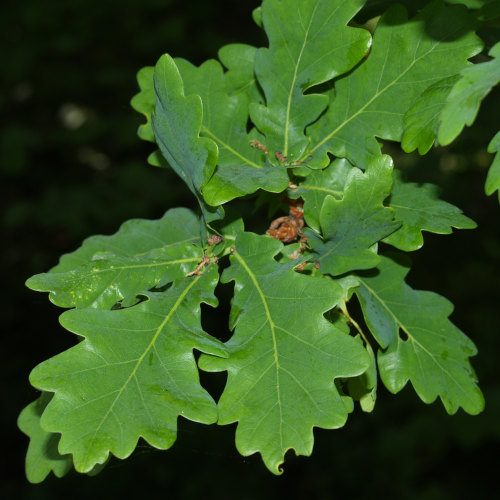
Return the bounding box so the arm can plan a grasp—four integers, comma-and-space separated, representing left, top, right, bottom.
485, 131, 500, 201
29, 267, 227, 472
199, 233, 370, 473
26, 208, 203, 309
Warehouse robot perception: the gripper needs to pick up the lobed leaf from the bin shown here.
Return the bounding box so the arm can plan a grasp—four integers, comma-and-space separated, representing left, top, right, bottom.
250, 0, 372, 161
356, 253, 484, 415
306, 155, 400, 276
288, 158, 351, 232
29, 267, 227, 472
384, 171, 476, 251
152, 54, 222, 222
175, 58, 289, 205
218, 44, 263, 102
26, 208, 203, 309
307, 1, 482, 168
439, 41, 500, 145
199, 232, 370, 474
18, 393, 72, 483
485, 130, 500, 201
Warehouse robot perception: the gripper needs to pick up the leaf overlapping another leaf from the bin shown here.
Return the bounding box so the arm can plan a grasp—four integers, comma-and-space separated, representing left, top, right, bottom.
152, 55, 222, 223
29, 267, 227, 473
175, 58, 289, 205
306, 155, 400, 276
307, 1, 482, 168
26, 208, 203, 309
250, 0, 372, 161
356, 253, 484, 415
288, 158, 350, 232
199, 233, 370, 474
18, 393, 72, 483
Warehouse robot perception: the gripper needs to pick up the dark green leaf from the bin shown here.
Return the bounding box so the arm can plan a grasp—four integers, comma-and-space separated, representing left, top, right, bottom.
307, 1, 482, 168
199, 233, 370, 474
176, 58, 289, 205
250, 0, 371, 161
356, 253, 484, 415
29, 267, 227, 472
288, 158, 351, 232
384, 171, 476, 251
306, 155, 400, 276
485, 131, 500, 201
152, 54, 222, 222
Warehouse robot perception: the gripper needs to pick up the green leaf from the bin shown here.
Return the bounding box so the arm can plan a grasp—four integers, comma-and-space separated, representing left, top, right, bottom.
218, 44, 262, 102
18, 393, 72, 483
26, 208, 204, 309
130, 66, 156, 143
384, 171, 476, 251
175, 58, 289, 205
199, 233, 370, 474
29, 267, 227, 473
306, 155, 400, 276
307, 1, 482, 168
288, 158, 351, 232
250, 0, 371, 161
485, 131, 500, 201
130, 66, 163, 167
152, 54, 222, 222
355, 253, 484, 415
439, 42, 500, 145
402, 75, 461, 154
347, 340, 377, 413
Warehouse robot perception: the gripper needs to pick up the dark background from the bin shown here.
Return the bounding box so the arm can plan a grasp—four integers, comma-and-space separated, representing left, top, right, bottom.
2, 0, 499, 498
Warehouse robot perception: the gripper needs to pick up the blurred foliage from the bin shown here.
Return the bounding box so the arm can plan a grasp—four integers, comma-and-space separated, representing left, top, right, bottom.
1, 0, 498, 498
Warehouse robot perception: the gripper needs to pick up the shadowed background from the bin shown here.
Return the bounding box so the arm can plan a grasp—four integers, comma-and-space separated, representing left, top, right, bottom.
2, 0, 499, 498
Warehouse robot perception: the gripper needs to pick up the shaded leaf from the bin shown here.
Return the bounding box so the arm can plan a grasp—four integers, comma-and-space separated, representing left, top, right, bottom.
130, 66, 162, 166
29, 267, 227, 472
152, 54, 222, 222
250, 0, 371, 161
384, 171, 476, 251
199, 232, 370, 474
307, 1, 482, 168
26, 208, 203, 309
218, 44, 262, 102
485, 130, 500, 201
176, 58, 289, 205
402, 75, 461, 154
306, 156, 400, 276
439, 42, 500, 145
288, 158, 351, 232
356, 253, 484, 415
18, 393, 72, 483
347, 340, 377, 413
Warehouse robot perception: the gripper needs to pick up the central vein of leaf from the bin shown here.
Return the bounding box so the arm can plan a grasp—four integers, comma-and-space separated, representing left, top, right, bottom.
305, 41, 442, 160
85, 273, 203, 460
233, 251, 283, 449
283, 5, 317, 156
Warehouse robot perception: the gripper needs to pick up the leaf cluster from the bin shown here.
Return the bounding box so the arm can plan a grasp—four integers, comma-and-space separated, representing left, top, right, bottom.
21, 0, 498, 481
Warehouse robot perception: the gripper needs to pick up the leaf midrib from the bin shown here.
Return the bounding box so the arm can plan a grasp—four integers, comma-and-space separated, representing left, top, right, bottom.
233, 250, 284, 450
82, 273, 203, 465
